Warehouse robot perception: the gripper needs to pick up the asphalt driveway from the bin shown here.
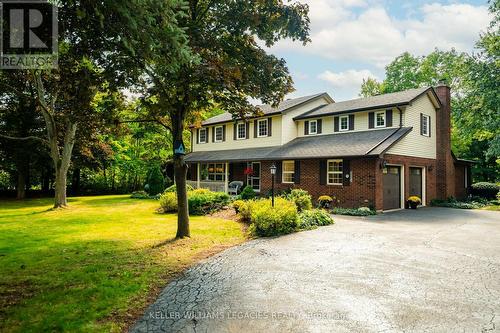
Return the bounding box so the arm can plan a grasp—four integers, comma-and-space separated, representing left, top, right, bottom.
131, 208, 500, 333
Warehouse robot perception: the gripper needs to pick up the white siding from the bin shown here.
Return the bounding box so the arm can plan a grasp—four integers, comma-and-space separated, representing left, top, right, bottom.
192, 115, 282, 152
387, 95, 437, 159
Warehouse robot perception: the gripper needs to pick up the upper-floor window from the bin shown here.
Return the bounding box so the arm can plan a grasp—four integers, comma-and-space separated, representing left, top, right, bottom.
340, 116, 349, 131
375, 111, 386, 128
214, 126, 223, 142
327, 159, 343, 185
309, 120, 318, 134
237, 123, 246, 140
421, 114, 430, 137
199, 128, 207, 143
257, 119, 268, 137
282, 161, 295, 183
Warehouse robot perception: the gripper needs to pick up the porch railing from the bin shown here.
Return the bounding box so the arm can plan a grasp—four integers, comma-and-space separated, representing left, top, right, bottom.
187, 180, 226, 193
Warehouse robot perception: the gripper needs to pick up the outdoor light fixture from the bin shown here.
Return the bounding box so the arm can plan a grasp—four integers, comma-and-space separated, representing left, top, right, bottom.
270, 164, 277, 207
380, 160, 388, 169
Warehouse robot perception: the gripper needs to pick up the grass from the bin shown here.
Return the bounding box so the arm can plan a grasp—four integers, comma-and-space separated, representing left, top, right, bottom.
482, 204, 500, 211
0, 195, 246, 332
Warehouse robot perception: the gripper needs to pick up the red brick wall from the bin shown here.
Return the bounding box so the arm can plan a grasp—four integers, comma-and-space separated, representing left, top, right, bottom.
260, 159, 379, 209
454, 164, 467, 199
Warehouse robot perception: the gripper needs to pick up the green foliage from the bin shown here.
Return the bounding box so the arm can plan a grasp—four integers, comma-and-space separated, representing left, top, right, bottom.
317, 195, 333, 209
232, 200, 247, 213
164, 184, 194, 193
332, 207, 377, 216
470, 182, 500, 199
187, 189, 230, 215
145, 165, 165, 195
299, 209, 334, 229
240, 186, 257, 200
287, 189, 313, 212
238, 200, 253, 223
430, 197, 487, 209
130, 191, 149, 199
249, 198, 299, 237
159, 192, 178, 212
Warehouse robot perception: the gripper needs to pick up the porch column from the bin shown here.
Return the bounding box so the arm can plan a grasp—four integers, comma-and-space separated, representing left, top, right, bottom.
224, 162, 229, 193
196, 163, 200, 189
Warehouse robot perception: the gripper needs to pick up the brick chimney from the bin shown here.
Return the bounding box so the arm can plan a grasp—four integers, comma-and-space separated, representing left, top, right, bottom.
434, 80, 455, 199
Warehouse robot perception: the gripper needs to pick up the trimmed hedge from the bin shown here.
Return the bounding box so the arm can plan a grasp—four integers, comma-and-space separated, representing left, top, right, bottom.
470, 182, 500, 199
430, 198, 486, 209
248, 198, 299, 237
287, 189, 312, 212
188, 189, 230, 215
164, 184, 194, 193
159, 192, 177, 212
299, 209, 334, 229
239, 186, 257, 200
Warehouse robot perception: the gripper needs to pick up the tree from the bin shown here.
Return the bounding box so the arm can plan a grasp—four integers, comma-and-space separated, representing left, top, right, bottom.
359, 77, 384, 97
131, 1, 310, 238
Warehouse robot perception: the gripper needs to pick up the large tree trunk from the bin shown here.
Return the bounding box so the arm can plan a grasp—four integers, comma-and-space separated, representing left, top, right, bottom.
54, 167, 68, 207
172, 107, 190, 238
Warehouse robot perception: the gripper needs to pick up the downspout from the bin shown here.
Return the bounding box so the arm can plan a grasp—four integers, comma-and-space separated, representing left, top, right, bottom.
396, 106, 403, 127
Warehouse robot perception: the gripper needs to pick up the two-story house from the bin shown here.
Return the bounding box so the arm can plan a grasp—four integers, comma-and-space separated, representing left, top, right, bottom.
185, 83, 472, 211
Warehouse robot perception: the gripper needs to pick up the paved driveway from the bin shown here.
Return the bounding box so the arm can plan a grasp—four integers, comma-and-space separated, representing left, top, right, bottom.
131, 208, 500, 333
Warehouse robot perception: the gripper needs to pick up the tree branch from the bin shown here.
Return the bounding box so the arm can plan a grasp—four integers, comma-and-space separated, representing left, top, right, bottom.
0, 133, 49, 146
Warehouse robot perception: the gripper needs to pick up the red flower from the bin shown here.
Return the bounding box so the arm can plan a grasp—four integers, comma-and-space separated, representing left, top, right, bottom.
243, 167, 254, 176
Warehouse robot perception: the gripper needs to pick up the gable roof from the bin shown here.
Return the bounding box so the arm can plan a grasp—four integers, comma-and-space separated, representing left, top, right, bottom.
294, 87, 441, 120
184, 127, 412, 162
200, 93, 333, 126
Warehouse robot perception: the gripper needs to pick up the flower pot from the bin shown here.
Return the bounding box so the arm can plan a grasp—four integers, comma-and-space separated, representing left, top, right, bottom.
409, 202, 418, 209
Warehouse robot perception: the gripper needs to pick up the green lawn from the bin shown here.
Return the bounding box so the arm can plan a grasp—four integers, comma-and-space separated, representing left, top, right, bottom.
0, 195, 246, 332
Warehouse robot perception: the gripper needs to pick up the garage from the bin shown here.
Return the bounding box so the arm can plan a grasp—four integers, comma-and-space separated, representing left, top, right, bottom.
383, 166, 401, 210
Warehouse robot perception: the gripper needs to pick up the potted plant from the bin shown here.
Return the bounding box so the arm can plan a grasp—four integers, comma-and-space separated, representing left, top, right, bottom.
407, 196, 421, 209
318, 195, 333, 209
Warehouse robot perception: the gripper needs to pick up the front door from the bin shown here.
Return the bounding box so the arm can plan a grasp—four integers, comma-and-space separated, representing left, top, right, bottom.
409, 167, 423, 199
247, 162, 261, 192
383, 166, 401, 210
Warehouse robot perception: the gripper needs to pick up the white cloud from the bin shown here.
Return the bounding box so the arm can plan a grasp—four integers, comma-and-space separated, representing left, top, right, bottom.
318, 69, 377, 100
270, 2, 491, 67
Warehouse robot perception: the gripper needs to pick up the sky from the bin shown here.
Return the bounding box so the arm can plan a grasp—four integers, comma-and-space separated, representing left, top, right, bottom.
265, 0, 491, 102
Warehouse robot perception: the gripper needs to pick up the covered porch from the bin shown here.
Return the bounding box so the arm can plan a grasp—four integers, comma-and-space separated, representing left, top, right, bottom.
186, 161, 262, 194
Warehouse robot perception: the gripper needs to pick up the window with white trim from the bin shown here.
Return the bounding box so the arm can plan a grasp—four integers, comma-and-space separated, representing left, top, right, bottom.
201, 163, 225, 181
237, 123, 246, 140
309, 120, 317, 134
340, 115, 349, 131
199, 128, 207, 143
422, 114, 430, 137
214, 126, 223, 142
257, 119, 268, 137
375, 111, 386, 128
327, 159, 343, 185
282, 161, 295, 183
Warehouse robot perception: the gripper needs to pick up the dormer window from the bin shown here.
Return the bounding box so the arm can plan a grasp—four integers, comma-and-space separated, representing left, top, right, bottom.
199, 128, 207, 143
340, 116, 349, 131
309, 120, 318, 134
375, 111, 386, 128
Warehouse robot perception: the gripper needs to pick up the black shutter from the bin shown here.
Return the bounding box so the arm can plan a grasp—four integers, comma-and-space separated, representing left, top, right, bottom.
190, 131, 193, 151
294, 160, 300, 184
368, 112, 374, 128
245, 122, 250, 139
420, 113, 424, 135
212, 127, 215, 142
428, 116, 431, 137
317, 119, 322, 134
386, 109, 393, 127
222, 125, 226, 141
343, 159, 351, 186
319, 160, 327, 185
334, 117, 339, 132
268, 118, 272, 136
196, 129, 199, 144
233, 123, 237, 140
276, 161, 282, 183
304, 121, 309, 135
254, 120, 258, 138
349, 114, 355, 130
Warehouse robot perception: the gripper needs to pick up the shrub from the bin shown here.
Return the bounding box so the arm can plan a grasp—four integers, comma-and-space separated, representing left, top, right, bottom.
407, 196, 421, 205
299, 209, 334, 229
145, 166, 165, 195
188, 189, 230, 215
232, 200, 247, 213
317, 195, 333, 209
238, 200, 254, 222
249, 198, 299, 236
164, 184, 194, 193
430, 197, 486, 209
240, 185, 257, 200
287, 189, 312, 212
159, 192, 178, 212
471, 182, 500, 199
331, 207, 377, 216
130, 191, 149, 199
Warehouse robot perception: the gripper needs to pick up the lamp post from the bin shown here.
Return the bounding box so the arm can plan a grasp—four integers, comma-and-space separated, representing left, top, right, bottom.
270, 164, 277, 207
